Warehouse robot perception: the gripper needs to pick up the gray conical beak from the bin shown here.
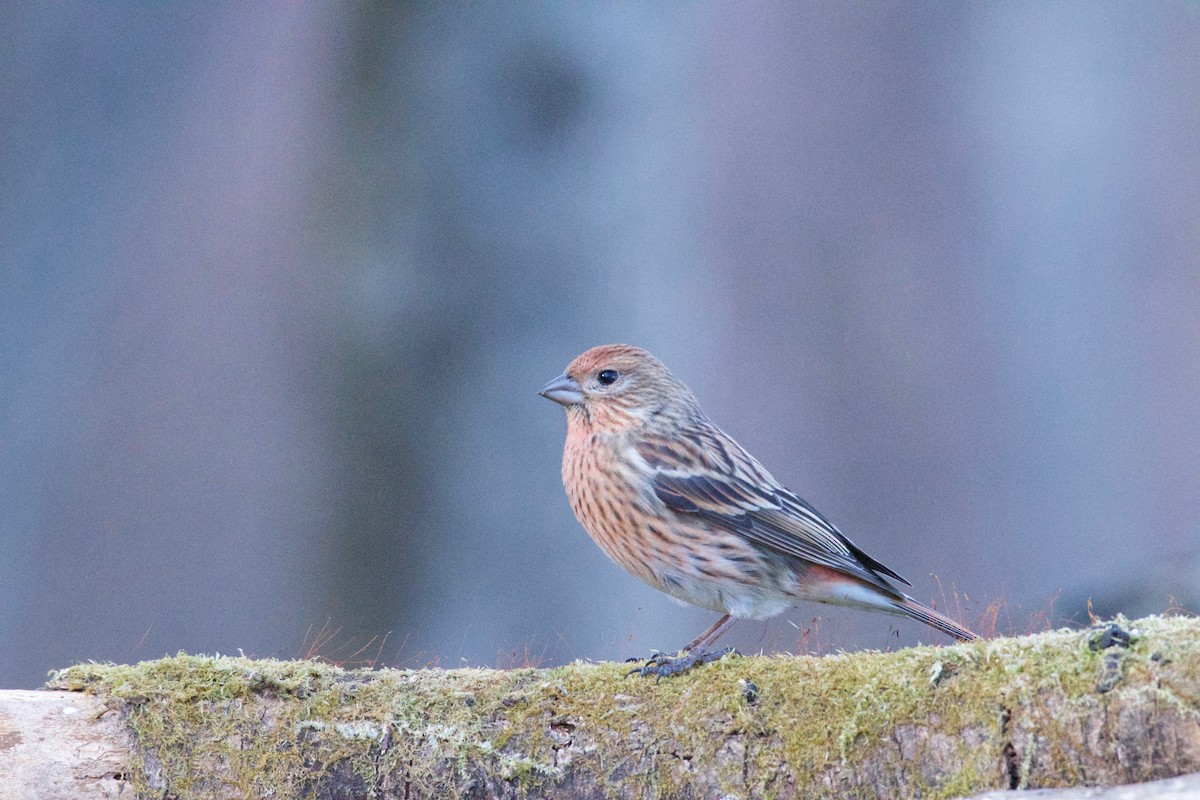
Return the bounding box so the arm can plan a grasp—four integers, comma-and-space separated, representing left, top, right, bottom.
539, 373, 584, 406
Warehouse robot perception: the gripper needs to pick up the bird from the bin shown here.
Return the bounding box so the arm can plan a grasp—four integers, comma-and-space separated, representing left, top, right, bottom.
539, 344, 977, 677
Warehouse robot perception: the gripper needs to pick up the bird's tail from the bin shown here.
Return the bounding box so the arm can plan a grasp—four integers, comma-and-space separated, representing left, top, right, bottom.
894, 596, 977, 642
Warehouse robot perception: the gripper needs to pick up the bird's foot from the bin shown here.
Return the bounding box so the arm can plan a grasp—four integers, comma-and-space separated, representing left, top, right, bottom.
625, 647, 737, 680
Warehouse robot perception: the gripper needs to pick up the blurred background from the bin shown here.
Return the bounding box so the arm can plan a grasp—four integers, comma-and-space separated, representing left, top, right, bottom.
2, 3, 1198, 689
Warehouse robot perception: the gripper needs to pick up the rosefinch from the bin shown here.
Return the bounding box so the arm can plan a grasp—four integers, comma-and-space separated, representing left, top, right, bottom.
540, 344, 976, 677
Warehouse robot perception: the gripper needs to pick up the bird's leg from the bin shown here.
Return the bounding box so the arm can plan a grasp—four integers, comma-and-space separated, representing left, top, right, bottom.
626, 614, 738, 680
684, 613, 736, 651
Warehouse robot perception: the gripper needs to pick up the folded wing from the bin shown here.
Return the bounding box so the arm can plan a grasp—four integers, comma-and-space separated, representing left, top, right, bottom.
637, 423, 911, 599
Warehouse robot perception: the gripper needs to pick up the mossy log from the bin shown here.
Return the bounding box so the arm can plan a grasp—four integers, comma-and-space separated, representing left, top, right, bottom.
4, 615, 1200, 799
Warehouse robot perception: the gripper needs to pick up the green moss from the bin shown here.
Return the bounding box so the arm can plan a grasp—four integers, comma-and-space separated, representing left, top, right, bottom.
47, 615, 1200, 799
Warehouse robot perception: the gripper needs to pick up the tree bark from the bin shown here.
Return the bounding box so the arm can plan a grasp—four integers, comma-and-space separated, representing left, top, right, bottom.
0, 689, 132, 799
3, 615, 1199, 799
964, 772, 1200, 799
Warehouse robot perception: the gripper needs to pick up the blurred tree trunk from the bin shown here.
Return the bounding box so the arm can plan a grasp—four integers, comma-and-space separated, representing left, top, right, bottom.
324, 3, 715, 662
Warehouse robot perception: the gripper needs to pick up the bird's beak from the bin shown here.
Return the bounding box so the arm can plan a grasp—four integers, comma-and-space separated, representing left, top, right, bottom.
539, 373, 584, 406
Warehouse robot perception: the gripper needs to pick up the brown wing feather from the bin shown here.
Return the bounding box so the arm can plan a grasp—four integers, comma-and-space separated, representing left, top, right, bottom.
637, 422, 910, 598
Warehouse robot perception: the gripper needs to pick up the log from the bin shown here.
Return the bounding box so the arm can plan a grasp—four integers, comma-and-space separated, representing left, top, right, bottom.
2, 615, 1199, 799
0, 689, 132, 798
964, 772, 1200, 799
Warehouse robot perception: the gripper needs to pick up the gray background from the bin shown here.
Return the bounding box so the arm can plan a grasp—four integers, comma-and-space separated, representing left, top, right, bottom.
3, 3, 1198, 688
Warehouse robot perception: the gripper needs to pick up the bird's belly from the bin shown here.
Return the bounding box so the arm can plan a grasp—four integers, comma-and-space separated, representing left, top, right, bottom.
563, 437, 792, 619
655, 569, 792, 620
567, 485, 782, 617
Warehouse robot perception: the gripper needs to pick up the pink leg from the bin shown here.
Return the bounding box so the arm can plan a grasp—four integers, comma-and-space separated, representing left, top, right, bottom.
685, 613, 735, 651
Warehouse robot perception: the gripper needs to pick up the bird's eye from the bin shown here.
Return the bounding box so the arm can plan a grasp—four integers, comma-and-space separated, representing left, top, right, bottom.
597, 369, 619, 386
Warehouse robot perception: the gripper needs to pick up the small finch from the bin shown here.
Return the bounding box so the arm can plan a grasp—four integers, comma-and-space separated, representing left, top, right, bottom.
540, 344, 976, 677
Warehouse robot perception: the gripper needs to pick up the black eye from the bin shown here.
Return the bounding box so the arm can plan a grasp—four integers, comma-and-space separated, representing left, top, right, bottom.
597, 369, 619, 386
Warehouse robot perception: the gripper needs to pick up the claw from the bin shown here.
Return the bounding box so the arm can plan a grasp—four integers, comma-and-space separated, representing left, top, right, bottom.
624, 647, 737, 680
623, 649, 663, 664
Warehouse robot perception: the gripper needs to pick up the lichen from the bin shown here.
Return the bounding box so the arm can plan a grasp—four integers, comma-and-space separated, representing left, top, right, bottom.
47, 614, 1200, 799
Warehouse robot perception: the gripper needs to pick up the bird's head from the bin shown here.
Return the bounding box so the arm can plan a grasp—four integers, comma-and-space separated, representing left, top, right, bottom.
539, 344, 699, 430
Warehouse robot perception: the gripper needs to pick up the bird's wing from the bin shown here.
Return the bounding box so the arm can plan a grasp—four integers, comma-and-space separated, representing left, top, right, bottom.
636, 423, 910, 596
